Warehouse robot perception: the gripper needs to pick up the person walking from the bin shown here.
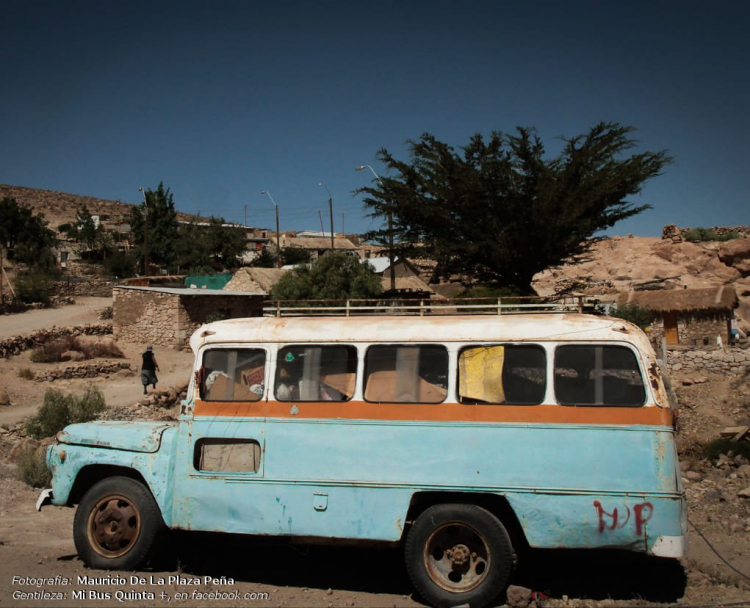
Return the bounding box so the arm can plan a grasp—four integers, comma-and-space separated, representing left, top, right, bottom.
141, 345, 160, 395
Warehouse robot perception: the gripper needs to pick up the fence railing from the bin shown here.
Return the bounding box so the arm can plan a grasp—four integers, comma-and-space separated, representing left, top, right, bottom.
262, 296, 600, 317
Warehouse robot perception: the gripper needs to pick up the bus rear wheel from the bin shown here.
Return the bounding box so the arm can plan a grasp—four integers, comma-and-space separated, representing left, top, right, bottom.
405, 504, 514, 608
73, 476, 163, 570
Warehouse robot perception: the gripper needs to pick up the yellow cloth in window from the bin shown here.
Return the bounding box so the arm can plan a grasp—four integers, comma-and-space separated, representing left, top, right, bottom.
459, 346, 505, 403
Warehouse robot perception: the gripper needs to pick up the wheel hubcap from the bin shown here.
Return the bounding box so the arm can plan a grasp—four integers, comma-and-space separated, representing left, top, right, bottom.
87, 494, 141, 558
424, 522, 490, 592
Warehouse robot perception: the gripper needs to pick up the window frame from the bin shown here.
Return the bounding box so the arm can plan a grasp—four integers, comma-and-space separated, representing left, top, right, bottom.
274, 344, 358, 402
552, 343, 647, 408
457, 342, 547, 406
199, 346, 268, 402
363, 343, 450, 404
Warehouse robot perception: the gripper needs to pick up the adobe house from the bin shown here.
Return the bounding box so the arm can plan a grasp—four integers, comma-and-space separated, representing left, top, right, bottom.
616, 286, 738, 346
113, 286, 265, 349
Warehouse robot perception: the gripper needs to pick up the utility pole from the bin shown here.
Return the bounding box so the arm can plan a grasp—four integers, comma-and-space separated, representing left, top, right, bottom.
319, 183, 334, 251
356, 166, 395, 291
138, 188, 149, 276
261, 191, 282, 268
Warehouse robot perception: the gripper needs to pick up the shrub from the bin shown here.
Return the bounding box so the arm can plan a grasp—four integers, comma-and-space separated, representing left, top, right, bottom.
16, 446, 51, 488
683, 227, 740, 243
611, 303, 653, 330
30, 336, 123, 363
18, 368, 34, 380
25, 386, 107, 439
13, 271, 55, 305
704, 438, 750, 462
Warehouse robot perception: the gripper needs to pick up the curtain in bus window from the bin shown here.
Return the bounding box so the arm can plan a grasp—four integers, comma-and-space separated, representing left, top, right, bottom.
364, 345, 448, 403
554, 345, 645, 407
459, 345, 546, 405
459, 346, 506, 403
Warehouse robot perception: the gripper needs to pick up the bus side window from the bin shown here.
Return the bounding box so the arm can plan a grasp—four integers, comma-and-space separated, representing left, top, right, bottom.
275, 345, 357, 402
364, 345, 448, 404
554, 345, 646, 407
202, 348, 266, 402
458, 345, 546, 405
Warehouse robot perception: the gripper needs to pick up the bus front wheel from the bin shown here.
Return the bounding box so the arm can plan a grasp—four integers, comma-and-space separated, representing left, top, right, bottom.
405, 504, 514, 608
73, 476, 163, 570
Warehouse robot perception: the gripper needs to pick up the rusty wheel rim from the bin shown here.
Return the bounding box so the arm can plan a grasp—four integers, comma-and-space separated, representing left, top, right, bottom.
86, 493, 141, 558
423, 521, 490, 593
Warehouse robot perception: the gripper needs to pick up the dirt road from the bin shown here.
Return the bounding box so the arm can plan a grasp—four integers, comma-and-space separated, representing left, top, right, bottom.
0, 298, 111, 340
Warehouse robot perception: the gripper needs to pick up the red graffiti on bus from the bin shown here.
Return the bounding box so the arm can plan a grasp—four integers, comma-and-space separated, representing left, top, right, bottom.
593, 500, 652, 535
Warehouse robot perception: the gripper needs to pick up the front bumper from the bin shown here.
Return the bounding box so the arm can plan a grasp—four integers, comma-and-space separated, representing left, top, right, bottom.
36, 489, 53, 511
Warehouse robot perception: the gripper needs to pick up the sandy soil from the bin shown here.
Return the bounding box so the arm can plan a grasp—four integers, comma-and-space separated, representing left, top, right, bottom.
1, 300, 749, 607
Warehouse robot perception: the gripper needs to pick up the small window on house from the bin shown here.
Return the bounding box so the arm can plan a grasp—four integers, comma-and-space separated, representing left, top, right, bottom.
554, 345, 646, 407
275, 345, 357, 401
364, 345, 448, 404
201, 348, 266, 402
459, 345, 546, 405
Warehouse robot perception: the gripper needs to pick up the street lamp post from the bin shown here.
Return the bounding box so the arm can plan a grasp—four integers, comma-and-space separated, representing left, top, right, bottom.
138, 187, 149, 276
260, 190, 281, 268
356, 165, 395, 292
318, 183, 335, 251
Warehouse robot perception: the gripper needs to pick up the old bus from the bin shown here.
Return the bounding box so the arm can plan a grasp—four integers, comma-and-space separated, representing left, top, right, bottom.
39, 310, 686, 608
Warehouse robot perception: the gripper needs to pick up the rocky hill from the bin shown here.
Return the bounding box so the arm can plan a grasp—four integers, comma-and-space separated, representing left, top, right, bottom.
0, 184, 198, 231
532, 233, 750, 330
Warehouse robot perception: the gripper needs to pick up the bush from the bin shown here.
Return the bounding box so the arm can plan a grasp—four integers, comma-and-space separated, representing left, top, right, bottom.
103, 249, 137, 278
704, 438, 750, 463
25, 386, 107, 439
30, 336, 123, 363
18, 368, 34, 380
13, 271, 55, 305
16, 446, 51, 488
611, 303, 653, 330
683, 227, 740, 243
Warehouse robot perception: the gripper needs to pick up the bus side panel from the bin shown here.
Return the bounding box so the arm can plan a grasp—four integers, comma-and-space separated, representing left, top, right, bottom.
504, 492, 686, 552
257, 419, 683, 548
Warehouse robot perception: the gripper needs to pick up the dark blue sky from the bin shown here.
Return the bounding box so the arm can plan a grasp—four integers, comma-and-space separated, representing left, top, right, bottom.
1, 1, 748, 236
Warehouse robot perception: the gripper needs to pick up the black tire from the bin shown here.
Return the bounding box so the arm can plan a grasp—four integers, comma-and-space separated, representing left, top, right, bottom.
405, 504, 514, 608
73, 476, 164, 570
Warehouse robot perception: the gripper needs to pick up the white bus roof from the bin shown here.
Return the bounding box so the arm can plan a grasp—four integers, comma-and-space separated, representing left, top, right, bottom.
190, 314, 651, 353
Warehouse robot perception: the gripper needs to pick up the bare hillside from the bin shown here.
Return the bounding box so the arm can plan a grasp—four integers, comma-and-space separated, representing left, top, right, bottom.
533, 235, 750, 330
0, 184, 198, 231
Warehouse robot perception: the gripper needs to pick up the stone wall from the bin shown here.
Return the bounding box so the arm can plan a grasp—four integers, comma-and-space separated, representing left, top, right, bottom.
648, 312, 730, 347
34, 361, 131, 382
667, 346, 750, 375
0, 323, 112, 358
113, 288, 263, 349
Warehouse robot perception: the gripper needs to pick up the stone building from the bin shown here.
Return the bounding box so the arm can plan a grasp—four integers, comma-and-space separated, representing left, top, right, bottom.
113, 286, 265, 349
616, 286, 738, 346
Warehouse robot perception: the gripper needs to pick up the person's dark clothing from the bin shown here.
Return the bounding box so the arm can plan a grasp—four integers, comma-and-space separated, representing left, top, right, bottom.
141, 350, 159, 394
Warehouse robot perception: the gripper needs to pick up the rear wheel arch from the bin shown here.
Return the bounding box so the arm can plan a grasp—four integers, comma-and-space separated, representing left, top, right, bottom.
404, 491, 529, 553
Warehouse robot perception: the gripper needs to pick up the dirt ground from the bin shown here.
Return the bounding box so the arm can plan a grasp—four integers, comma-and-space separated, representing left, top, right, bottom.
1, 300, 750, 607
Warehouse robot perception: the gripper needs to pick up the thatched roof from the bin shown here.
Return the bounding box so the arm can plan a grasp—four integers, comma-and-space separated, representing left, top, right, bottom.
382, 274, 440, 295
224, 268, 288, 294
279, 236, 358, 251
616, 286, 738, 313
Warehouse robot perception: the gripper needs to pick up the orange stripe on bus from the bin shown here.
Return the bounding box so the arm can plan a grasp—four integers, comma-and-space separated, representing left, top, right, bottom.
193, 400, 673, 426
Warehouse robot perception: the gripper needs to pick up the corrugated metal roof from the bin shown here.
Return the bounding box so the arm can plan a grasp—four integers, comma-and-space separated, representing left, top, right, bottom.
115, 286, 265, 297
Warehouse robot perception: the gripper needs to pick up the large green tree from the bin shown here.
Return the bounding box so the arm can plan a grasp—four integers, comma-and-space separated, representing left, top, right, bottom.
58, 204, 110, 258
173, 218, 247, 274
0, 197, 57, 270
270, 251, 382, 301
358, 122, 671, 294
130, 183, 180, 274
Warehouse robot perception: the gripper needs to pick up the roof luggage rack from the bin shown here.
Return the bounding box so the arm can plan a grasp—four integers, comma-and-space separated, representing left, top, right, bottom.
263, 296, 602, 317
